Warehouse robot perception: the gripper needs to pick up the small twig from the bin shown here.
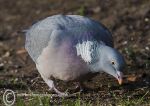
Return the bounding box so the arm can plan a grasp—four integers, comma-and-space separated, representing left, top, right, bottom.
31, 76, 41, 87
134, 87, 148, 91
137, 90, 149, 104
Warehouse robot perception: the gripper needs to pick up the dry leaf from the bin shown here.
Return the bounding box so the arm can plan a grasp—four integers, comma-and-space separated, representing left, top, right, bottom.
127, 75, 137, 82
16, 48, 26, 54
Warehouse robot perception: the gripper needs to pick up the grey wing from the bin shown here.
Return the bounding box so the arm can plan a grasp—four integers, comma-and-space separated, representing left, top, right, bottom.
25, 21, 53, 62
88, 19, 114, 47
25, 15, 71, 62
67, 15, 114, 47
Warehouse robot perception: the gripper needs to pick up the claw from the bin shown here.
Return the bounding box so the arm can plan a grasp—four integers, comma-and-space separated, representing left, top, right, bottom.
58, 92, 68, 97
75, 82, 85, 92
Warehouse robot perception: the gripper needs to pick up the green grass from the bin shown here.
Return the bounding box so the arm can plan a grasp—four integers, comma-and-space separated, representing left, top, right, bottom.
118, 91, 150, 106
15, 96, 90, 106
0, 91, 150, 106
14, 96, 150, 106
1, 91, 150, 106
77, 6, 86, 16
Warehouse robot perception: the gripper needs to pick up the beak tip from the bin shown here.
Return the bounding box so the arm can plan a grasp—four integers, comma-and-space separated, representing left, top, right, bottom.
116, 71, 123, 85
118, 79, 123, 85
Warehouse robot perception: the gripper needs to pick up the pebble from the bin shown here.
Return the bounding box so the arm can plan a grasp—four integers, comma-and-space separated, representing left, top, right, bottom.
0, 63, 4, 70
92, 7, 101, 13
3, 51, 10, 57
145, 46, 149, 50
122, 41, 128, 45
144, 18, 149, 22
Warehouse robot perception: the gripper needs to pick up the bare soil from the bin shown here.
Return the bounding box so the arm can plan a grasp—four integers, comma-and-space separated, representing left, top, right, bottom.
0, 0, 150, 105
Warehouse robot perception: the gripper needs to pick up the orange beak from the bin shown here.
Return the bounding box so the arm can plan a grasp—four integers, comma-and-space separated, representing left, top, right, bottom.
117, 78, 123, 85
116, 71, 123, 85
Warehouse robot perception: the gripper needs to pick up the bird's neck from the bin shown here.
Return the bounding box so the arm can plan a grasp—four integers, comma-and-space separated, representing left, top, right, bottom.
75, 40, 106, 72
88, 44, 108, 72
75, 40, 99, 63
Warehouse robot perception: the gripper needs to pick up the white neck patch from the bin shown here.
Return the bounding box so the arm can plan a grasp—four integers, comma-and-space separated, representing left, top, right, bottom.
75, 41, 99, 63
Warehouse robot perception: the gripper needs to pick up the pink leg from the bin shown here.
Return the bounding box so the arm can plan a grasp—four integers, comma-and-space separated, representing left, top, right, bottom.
44, 79, 68, 97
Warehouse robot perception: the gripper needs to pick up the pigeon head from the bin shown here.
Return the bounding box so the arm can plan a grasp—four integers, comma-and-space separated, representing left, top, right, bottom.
98, 45, 125, 84
76, 41, 125, 84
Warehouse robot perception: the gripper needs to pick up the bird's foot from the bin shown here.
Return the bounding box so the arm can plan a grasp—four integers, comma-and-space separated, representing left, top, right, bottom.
53, 88, 69, 97
75, 82, 86, 93
45, 79, 68, 97
48, 88, 69, 97
57, 92, 68, 97
75, 85, 84, 92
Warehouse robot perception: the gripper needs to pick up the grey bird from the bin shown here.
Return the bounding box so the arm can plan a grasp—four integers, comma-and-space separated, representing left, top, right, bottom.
25, 15, 125, 96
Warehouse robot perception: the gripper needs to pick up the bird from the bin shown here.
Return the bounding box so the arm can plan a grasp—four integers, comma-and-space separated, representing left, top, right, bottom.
25, 14, 125, 97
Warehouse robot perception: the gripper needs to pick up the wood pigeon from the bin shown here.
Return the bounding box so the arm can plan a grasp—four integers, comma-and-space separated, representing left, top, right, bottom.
25, 15, 125, 96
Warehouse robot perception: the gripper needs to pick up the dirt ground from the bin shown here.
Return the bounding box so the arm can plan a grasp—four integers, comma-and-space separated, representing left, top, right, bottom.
0, 0, 150, 105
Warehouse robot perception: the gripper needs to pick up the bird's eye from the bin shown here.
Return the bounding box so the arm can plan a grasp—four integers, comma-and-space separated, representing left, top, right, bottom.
111, 61, 115, 65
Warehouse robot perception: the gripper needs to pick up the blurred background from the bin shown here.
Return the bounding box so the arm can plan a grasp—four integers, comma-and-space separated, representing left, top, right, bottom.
0, 0, 150, 105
